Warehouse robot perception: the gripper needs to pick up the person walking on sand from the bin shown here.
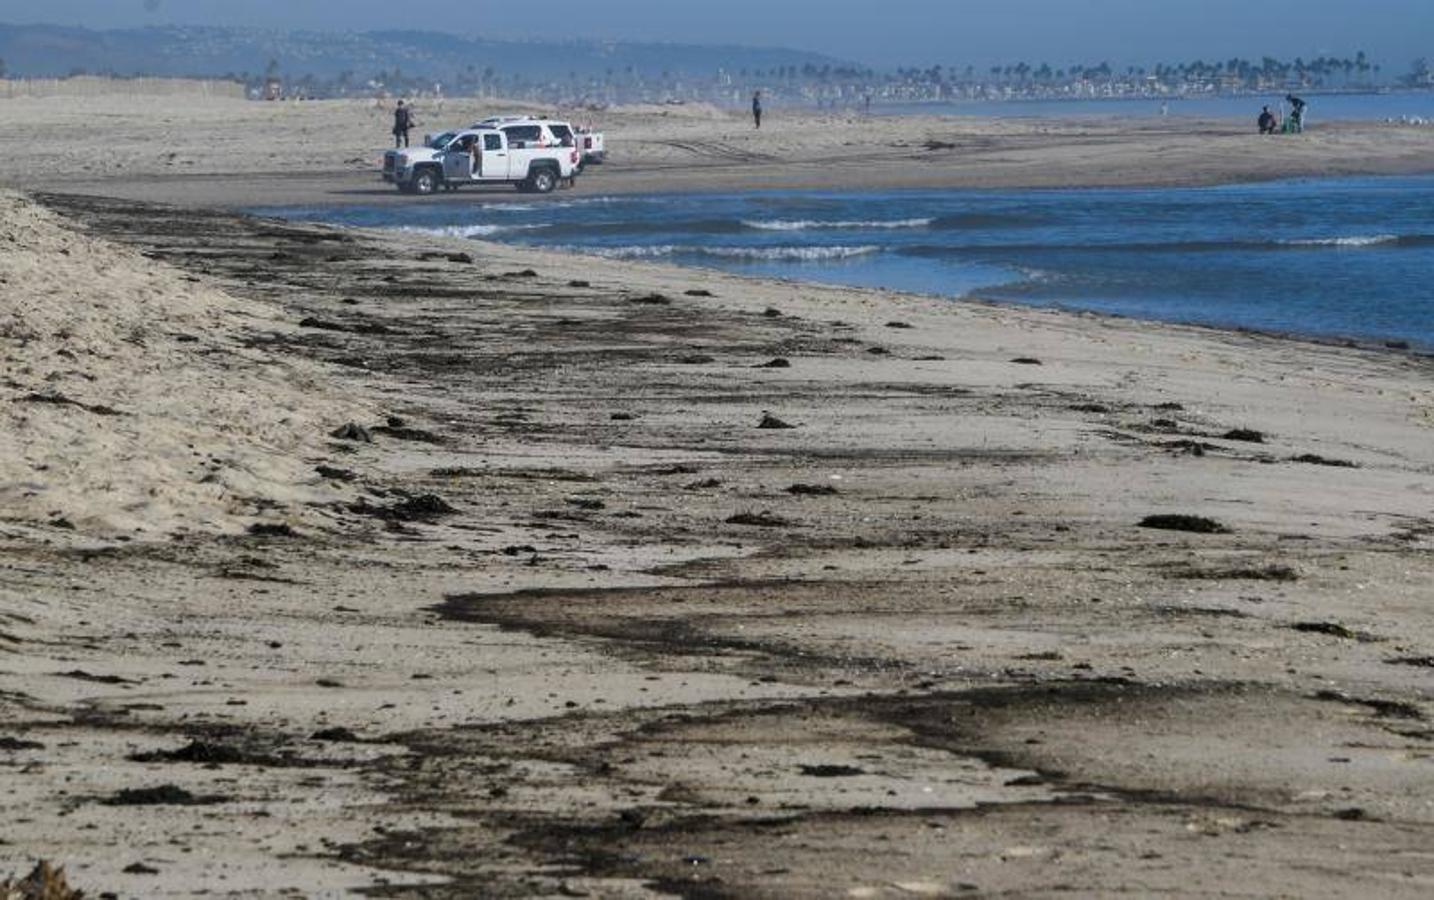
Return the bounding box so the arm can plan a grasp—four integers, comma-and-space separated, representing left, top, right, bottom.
752, 91, 763, 130
392, 100, 415, 148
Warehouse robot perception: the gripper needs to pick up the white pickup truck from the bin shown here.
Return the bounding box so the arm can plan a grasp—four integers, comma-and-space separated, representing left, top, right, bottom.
577, 127, 606, 165
382, 120, 581, 195
471, 115, 605, 167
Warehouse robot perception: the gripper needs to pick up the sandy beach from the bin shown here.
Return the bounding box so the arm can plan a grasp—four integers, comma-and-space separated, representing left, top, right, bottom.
2, 94, 1434, 898
1, 95, 1432, 207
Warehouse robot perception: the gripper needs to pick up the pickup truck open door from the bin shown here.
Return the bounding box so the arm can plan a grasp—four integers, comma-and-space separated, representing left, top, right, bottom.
476, 132, 510, 181
441, 135, 477, 183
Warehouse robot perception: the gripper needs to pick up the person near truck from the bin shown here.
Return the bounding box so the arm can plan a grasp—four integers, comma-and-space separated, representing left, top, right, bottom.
752, 91, 763, 129
392, 100, 415, 148
1258, 106, 1277, 134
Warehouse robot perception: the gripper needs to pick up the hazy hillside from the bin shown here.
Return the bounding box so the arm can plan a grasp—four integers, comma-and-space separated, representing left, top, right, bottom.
0, 23, 853, 83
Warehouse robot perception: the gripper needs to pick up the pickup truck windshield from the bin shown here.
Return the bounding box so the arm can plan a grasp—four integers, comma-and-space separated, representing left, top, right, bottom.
427, 131, 457, 149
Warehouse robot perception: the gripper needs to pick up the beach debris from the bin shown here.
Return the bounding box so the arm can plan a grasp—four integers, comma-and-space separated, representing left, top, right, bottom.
610, 412, 636, 421
1154, 402, 1185, 411
1138, 514, 1230, 534
628, 293, 672, 305
867, 346, 891, 355
502, 545, 538, 556
373, 423, 445, 444
56, 669, 136, 685
19, 392, 122, 416
298, 316, 344, 331
726, 511, 792, 527
652, 464, 700, 476
0, 861, 84, 900
311, 727, 362, 743
1073, 403, 1112, 413
1312, 690, 1423, 720
1290, 622, 1383, 642
130, 741, 252, 766
502, 269, 539, 278
787, 484, 839, 496
676, 353, 716, 365
315, 465, 358, 482
1385, 340, 1411, 350
316, 678, 345, 688
353, 493, 456, 522
568, 280, 591, 288
1291, 453, 1359, 468
567, 497, 607, 511
414, 251, 474, 264
886, 320, 914, 329
684, 479, 723, 491
763, 307, 783, 318
102, 785, 227, 806
0, 737, 44, 752
1161, 439, 1217, 456
1167, 564, 1297, 582
247, 522, 298, 538
299, 316, 392, 335
684, 289, 714, 297
798, 764, 865, 777
1222, 428, 1266, 443
758, 358, 792, 368
122, 862, 160, 875
924, 139, 958, 151
1386, 656, 1434, 668
758, 412, 796, 430
1010, 357, 1043, 365
330, 423, 373, 443
1151, 418, 1179, 430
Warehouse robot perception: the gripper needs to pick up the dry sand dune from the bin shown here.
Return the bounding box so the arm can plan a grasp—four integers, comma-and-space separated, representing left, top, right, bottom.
1, 94, 1433, 898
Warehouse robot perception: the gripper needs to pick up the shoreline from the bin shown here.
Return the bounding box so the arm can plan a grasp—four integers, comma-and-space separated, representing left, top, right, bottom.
247, 173, 1434, 355
52, 150, 1434, 210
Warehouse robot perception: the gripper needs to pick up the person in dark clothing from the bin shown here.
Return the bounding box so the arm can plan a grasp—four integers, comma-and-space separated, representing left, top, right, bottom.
752, 91, 762, 129
1258, 106, 1277, 134
1284, 95, 1307, 134
393, 100, 414, 148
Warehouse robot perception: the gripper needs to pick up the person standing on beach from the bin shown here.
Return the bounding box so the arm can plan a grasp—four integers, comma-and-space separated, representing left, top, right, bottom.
393, 100, 414, 148
752, 91, 763, 129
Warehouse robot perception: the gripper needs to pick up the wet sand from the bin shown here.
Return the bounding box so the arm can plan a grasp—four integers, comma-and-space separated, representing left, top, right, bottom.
2, 97, 1434, 897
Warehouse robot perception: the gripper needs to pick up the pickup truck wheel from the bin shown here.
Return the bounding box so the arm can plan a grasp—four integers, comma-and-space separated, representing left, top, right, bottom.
412, 168, 440, 195
529, 168, 558, 194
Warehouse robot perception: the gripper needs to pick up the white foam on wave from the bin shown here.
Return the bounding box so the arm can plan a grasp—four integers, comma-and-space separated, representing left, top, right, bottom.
396, 223, 545, 239
743, 218, 935, 231
478, 196, 648, 213
570, 244, 882, 262
1282, 234, 1399, 248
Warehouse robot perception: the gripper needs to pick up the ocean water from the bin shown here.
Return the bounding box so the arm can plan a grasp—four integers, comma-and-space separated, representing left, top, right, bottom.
260, 176, 1434, 349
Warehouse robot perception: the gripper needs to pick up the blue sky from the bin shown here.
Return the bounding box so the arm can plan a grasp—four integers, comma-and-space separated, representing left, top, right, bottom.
1, 0, 1428, 68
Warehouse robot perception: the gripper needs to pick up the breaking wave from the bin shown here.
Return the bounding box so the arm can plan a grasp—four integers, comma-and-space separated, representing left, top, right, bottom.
397, 223, 545, 238
1279, 234, 1400, 248
569, 244, 883, 262
742, 218, 935, 231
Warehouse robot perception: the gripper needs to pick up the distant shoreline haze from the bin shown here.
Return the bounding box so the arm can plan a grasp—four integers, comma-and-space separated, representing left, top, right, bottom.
0, 23, 1429, 105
